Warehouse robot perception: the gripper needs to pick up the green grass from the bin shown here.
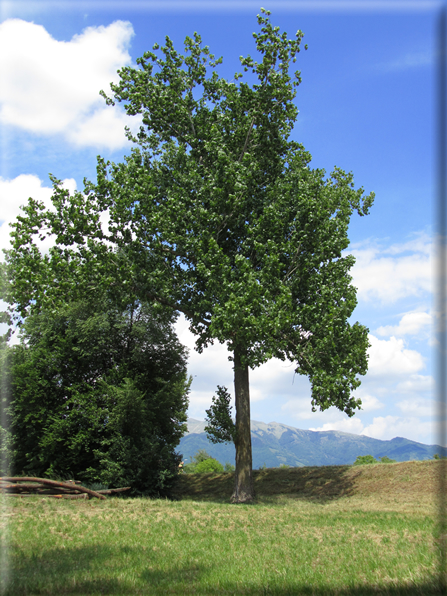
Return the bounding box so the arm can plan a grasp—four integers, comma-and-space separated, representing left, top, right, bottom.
1, 460, 444, 595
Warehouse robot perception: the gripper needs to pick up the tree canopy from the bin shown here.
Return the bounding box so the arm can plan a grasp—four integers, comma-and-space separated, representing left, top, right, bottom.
2, 9, 374, 502
0, 298, 191, 496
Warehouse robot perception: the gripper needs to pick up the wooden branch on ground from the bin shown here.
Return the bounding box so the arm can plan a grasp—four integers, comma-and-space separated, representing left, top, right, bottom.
0, 477, 109, 500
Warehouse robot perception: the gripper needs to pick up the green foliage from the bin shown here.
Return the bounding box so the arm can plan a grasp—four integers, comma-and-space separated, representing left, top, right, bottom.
192, 449, 213, 464
6, 298, 191, 496
378, 456, 396, 464
2, 10, 374, 498
224, 462, 235, 472
353, 455, 378, 466
182, 449, 227, 474
0, 345, 13, 475
353, 455, 396, 465
279, 463, 289, 469
204, 385, 235, 444
4, 10, 373, 420
195, 458, 224, 474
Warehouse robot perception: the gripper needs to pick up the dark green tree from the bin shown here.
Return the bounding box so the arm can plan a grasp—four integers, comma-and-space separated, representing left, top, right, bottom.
205, 385, 235, 444
4, 298, 191, 496
3, 10, 374, 502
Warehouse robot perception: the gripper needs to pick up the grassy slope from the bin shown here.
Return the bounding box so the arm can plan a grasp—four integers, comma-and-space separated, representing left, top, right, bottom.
1, 460, 444, 596
175, 460, 443, 508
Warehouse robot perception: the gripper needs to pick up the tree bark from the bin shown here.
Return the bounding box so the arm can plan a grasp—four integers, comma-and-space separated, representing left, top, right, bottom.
231, 346, 254, 503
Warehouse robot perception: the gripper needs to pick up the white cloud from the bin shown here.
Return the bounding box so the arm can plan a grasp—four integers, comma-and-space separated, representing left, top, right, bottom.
396, 396, 437, 418
355, 392, 384, 412
348, 233, 432, 304
0, 19, 141, 149
309, 412, 436, 444
0, 174, 76, 260
395, 374, 434, 395
280, 394, 324, 422
67, 105, 139, 150
309, 417, 365, 435
366, 334, 425, 377
361, 415, 434, 442
376, 309, 432, 338
174, 315, 234, 415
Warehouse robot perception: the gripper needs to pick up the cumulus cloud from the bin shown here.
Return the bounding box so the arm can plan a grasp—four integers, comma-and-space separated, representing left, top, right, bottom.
395, 374, 435, 395
174, 315, 234, 417
355, 392, 384, 412
348, 233, 432, 304
396, 396, 437, 418
309, 417, 365, 435
0, 19, 141, 150
375, 310, 432, 338
367, 334, 425, 377
0, 174, 76, 259
309, 413, 435, 444
361, 416, 434, 443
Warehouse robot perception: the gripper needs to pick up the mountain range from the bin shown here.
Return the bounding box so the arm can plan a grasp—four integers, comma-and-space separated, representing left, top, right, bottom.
178, 418, 445, 469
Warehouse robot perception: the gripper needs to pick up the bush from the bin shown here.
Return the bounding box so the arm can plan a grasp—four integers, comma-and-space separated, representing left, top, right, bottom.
195, 458, 224, 474
353, 455, 377, 466
182, 450, 227, 474
379, 456, 396, 464
182, 450, 213, 474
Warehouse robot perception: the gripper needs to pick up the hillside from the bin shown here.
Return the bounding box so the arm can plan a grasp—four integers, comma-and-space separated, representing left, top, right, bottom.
178, 418, 444, 468
175, 459, 444, 507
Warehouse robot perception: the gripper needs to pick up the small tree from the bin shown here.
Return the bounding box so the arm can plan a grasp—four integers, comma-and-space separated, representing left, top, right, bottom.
205, 385, 235, 444
4, 10, 373, 502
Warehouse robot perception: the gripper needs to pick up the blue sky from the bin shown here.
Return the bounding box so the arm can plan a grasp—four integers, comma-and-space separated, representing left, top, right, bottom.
0, 1, 443, 446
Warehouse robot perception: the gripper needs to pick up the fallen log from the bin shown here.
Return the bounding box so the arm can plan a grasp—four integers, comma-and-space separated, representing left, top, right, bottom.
95, 487, 131, 495
0, 483, 81, 493
0, 477, 106, 500
7, 493, 89, 500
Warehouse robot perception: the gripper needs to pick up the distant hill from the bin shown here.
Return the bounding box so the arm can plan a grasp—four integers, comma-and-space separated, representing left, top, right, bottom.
178, 418, 445, 469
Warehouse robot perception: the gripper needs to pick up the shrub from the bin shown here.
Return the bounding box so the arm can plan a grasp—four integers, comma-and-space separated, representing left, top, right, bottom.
379, 456, 396, 464
195, 458, 224, 474
224, 462, 235, 472
182, 450, 218, 474
353, 455, 377, 466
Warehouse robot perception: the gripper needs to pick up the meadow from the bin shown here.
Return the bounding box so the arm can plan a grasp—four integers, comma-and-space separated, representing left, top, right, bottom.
0, 460, 444, 595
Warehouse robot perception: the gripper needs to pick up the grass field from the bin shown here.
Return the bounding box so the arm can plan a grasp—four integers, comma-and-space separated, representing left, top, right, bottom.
0, 460, 444, 595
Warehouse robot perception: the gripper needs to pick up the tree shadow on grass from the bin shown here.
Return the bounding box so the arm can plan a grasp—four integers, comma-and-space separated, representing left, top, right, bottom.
175, 465, 362, 505
4, 544, 441, 595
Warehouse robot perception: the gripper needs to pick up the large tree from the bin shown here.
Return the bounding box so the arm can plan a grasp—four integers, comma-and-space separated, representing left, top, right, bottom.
1, 297, 191, 496
3, 10, 374, 502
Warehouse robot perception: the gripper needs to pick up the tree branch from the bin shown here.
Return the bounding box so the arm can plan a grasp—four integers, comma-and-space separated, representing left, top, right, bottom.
144, 290, 211, 328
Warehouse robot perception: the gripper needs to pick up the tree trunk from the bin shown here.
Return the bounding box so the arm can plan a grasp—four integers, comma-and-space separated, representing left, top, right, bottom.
231, 346, 254, 503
